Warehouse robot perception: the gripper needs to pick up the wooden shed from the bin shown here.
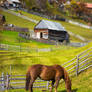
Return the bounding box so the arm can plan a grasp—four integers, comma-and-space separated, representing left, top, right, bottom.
34, 20, 69, 42
0, 14, 6, 25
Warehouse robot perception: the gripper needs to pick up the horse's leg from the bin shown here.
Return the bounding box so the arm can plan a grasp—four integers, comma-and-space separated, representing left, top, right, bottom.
54, 77, 60, 92
29, 78, 35, 92
65, 80, 72, 92
50, 80, 55, 92
25, 72, 31, 91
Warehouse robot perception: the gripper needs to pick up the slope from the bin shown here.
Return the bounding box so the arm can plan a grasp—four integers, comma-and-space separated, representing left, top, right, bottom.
59, 67, 92, 92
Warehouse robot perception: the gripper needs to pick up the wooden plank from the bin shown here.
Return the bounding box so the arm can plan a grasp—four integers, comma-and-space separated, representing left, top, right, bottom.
65, 61, 76, 68
10, 75, 25, 77
79, 58, 89, 66
79, 54, 92, 63
78, 47, 92, 56
11, 85, 47, 89
62, 57, 76, 66
10, 78, 25, 80
67, 65, 76, 72
79, 61, 92, 70
79, 65, 92, 73
79, 57, 92, 66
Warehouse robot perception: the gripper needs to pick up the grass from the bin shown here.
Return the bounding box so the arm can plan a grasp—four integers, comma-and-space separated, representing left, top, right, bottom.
58, 67, 92, 92
10, 10, 92, 41
13, 10, 92, 42
2, 11, 36, 29
76, 0, 92, 3
3, 67, 92, 92
0, 30, 53, 48
0, 9, 92, 92
57, 21, 92, 41
0, 42, 92, 75
2, 10, 92, 43
14, 10, 46, 21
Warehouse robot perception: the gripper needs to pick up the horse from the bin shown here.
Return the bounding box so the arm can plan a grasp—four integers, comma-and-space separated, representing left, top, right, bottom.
25, 64, 72, 92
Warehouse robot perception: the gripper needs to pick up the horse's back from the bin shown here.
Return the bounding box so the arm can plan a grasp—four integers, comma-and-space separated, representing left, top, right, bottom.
39, 65, 56, 80
28, 64, 64, 80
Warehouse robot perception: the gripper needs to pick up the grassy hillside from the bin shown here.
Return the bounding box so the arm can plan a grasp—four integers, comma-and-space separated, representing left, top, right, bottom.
3, 10, 92, 42
0, 42, 92, 75
76, 0, 92, 3
2, 11, 36, 29
16, 10, 92, 41
0, 31, 53, 48
58, 67, 92, 92
4, 66, 92, 92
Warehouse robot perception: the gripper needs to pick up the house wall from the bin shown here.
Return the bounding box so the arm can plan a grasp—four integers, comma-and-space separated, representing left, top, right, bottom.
48, 30, 67, 42
34, 29, 48, 39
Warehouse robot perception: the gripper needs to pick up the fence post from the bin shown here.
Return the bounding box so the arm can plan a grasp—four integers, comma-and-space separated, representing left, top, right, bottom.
1, 72, 5, 90
6, 73, 10, 90
46, 81, 49, 90
76, 55, 79, 76
19, 45, 21, 52
10, 65, 12, 75
7, 44, 9, 50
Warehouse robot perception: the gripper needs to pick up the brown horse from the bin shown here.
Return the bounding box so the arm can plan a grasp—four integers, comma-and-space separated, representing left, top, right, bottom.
25, 64, 72, 92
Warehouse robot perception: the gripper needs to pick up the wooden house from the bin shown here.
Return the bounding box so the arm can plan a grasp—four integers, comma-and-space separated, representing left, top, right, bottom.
34, 20, 69, 42
2, 0, 21, 9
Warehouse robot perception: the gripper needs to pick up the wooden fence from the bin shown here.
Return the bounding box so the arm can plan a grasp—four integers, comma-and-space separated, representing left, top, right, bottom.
0, 43, 52, 52
0, 73, 50, 91
0, 43, 88, 53
0, 47, 92, 91
62, 47, 92, 76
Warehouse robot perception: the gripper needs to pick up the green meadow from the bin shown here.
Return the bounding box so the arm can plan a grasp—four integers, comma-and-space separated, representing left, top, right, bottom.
2, 10, 92, 43
0, 42, 92, 75
3, 67, 92, 92
2, 11, 36, 29
0, 9, 92, 92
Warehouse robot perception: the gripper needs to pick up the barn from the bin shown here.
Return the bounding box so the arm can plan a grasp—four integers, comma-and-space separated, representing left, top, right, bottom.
34, 20, 69, 42
0, 14, 6, 25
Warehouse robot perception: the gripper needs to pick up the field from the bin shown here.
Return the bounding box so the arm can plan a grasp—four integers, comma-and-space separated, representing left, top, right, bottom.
0, 42, 92, 74
0, 31, 52, 48
0, 9, 92, 74
2, 10, 92, 44
3, 67, 92, 92
76, 0, 92, 3
0, 8, 92, 92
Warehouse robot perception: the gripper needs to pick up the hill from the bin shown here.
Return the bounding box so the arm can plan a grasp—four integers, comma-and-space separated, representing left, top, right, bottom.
1, 10, 92, 44
76, 0, 92, 3
58, 67, 92, 92
4, 65, 92, 92
0, 42, 92, 75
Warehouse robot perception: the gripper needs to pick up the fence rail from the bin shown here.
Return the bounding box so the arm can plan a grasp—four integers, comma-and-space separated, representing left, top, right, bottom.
62, 47, 92, 76
0, 43, 53, 53
0, 74, 50, 90
0, 47, 92, 91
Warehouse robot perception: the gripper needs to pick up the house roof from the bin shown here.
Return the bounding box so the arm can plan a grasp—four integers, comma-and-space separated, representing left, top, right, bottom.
86, 3, 92, 9
7, 0, 20, 3
77, 2, 92, 9
34, 20, 66, 31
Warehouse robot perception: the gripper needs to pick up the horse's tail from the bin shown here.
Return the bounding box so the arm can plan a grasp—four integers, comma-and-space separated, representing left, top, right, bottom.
25, 70, 31, 91
63, 67, 72, 91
